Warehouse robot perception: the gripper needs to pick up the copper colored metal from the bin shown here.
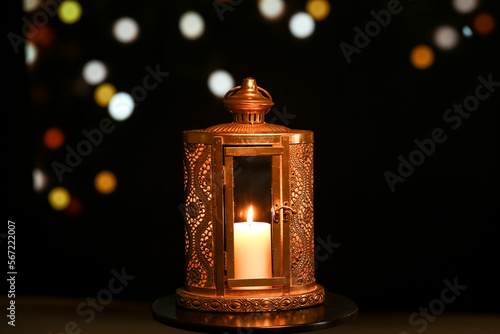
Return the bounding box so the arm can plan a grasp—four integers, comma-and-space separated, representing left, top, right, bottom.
177, 78, 324, 312
154, 292, 358, 333
224, 77, 274, 123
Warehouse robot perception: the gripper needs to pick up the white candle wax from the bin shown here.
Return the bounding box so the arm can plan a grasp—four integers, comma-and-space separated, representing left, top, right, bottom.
233, 221, 272, 280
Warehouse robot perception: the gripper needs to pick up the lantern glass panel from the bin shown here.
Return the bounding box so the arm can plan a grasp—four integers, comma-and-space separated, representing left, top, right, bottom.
233, 155, 272, 223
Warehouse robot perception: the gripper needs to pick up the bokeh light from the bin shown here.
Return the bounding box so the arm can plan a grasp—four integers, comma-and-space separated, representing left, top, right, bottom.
473, 12, 496, 35
82, 60, 107, 85
33, 168, 47, 192
108, 92, 135, 121
23, 0, 40, 13
43, 127, 65, 150
208, 70, 235, 98
95, 171, 117, 194
289, 12, 315, 39
179, 11, 205, 40
306, 0, 330, 21
30, 25, 56, 48
452, 0, 478, 14
433, 26, 459, 50
113, 17, 140, 43
58, 0, 82, 24
94, 83, 117, 107
48, 187, 71, 211
66, 197, 83, 217
462, 25, 473, 37
410, 45, 434, 70
258, 0, 285, 20
25, 41, 38, 66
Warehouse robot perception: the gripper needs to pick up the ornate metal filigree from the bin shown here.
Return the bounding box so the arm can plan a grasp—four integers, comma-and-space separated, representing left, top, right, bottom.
176, 285, 324, 312
290, 143, 315, 286
183, 143, 215, 289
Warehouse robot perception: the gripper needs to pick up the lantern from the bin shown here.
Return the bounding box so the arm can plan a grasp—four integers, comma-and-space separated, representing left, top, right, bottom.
176, 77, 324, 312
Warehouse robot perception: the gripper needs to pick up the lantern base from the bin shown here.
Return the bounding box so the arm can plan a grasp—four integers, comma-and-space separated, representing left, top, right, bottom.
152, 291, 357, 334
176, 284, 325, 312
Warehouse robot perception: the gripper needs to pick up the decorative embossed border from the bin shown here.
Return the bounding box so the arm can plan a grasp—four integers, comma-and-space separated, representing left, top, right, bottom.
176, 285, 325, 312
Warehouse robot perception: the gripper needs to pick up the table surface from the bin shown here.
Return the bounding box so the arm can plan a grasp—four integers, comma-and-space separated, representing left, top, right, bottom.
2, 296, 499, 334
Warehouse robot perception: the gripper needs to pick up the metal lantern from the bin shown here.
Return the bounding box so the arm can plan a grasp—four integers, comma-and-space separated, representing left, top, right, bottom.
176, 77, 324, 312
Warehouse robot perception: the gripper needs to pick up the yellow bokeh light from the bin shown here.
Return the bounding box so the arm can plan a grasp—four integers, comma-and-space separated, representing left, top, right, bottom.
58, 1, 82, 24
306, 0, 330, 21
410, 45, 434, 70
48, 187, 71, 211
94, 83, 117, 107
95, 171, 117, 194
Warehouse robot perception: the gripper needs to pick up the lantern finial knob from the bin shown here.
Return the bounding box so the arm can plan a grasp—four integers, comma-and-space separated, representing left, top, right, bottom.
223, 77, 274, 124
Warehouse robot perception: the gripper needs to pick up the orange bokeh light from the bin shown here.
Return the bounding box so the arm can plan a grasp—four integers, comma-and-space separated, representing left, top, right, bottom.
410, 45, 435, 70
473, 12, 496, 35
306, 0, 331, 21
44, 127, 65, 149
95, 170, 117, 194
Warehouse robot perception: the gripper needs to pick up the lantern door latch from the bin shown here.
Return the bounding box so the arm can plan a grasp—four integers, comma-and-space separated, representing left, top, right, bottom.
274, 204, 296, 223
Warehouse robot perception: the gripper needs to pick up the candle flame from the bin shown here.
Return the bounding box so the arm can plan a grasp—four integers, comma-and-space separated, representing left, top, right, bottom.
247, 205, 253, 224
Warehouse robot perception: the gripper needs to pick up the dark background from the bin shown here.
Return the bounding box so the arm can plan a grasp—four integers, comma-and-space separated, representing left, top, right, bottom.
4, 0, 499, 314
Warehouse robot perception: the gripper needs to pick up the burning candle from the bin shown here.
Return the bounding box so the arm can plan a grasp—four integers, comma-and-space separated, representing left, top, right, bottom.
234, 206, 272, 280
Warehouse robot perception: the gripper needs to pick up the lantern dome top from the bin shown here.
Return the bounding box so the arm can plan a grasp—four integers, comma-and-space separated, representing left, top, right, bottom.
223, 77, 274, 123
202, 77, 298, 134
186, 77, 313, 141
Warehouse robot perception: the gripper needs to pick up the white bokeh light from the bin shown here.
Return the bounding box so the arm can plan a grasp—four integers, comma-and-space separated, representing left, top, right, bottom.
33, 168, 47, 192
452, 0, 478, 14
434, 26, 459, 50
462, 25, 473, 37
82, 60, 108, 85
208, 70, 235, 98
289, 12, 315, 39
179, 11, 205, 40
258, 0, 285, 20
108, 92, 135, 121
113, 17, 140, 43
25, 41, 37, 66
23, 0, 40, 12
